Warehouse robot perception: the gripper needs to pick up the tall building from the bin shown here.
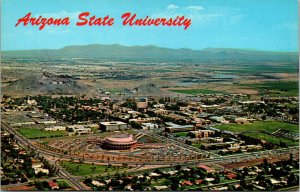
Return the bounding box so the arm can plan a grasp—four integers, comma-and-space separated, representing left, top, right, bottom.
99, 121, 129, 132
136, 98, 148, 109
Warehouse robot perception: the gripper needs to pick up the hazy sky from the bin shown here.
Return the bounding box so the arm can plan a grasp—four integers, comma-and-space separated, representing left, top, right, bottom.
2, 0, 299, 51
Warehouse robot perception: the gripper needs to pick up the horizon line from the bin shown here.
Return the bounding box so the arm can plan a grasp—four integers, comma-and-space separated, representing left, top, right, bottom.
2, 43, 299, 53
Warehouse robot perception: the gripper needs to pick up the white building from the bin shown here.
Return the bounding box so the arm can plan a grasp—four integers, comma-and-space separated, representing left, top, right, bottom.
209, 116, 229, 124
34, 167, 49, 175
153, 104, 165, 108
35, 119, 57, 124
99, 121, 128, 132
44, 126, 66, 131
67, 125, 91, 135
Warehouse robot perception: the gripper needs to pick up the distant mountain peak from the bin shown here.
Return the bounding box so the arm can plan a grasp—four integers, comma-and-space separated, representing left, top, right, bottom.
2, 44, 297, 61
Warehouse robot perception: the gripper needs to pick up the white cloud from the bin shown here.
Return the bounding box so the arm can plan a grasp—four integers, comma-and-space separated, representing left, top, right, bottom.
185, 6, 205, 11
167, 4, 179, 9
151, 6, 243, 27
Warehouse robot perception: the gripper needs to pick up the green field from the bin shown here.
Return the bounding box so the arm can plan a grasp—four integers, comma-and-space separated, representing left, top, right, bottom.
61, 161, 128, 176
192, 143, 202, 148
150, 178, 167, 188
244, 132, 298, 146
18, 128, 66, 139
56, 180, 72, 189
242, 81, 298, 96
170, 89, 225, 95
214, 121, 298, 133
214, 121, 299, 146
219, 64, 298, 74
173, 132, 189, 137
107, 88, 121, 94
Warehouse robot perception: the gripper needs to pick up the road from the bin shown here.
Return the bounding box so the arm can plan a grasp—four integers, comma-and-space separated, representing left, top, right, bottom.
1, 121, 87, 190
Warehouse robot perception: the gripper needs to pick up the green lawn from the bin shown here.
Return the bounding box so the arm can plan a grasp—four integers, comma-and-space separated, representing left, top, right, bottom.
173, 132, 189, 137
169, 89, 225, 95
214, 120, 298, 133
18, 128, 66, 139
91, 127, 99, 132
244, 132, 298, 146
150, 178, 167, 188
192, 143, 202, 148
56, 180, 72, 189
61, 161, 128, 176
107, 88, 121, 94
214, 121, 299, 146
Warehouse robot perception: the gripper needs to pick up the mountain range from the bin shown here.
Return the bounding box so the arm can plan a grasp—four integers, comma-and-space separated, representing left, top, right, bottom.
2, 44, 298, 62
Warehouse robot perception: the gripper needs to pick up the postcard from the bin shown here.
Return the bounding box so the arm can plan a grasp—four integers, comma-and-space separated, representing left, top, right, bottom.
1, 0, 299, 191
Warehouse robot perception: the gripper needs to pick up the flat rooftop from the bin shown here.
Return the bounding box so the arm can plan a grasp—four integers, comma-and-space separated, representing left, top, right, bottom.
166, 122, 193, 129
100, 121, 127, 126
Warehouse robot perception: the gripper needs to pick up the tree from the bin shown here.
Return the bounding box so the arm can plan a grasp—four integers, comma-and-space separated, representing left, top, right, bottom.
36, 171, 46, 178
90, 163, 96, 173
240, 178, 247, 188
175, 165, 181, 171
263, 158, 268, 166
227, 185, 235, 191
255, 174, 265, 182
84, 178, 92, 185
42, 181, 50, 189
287, 173, 297, 186
279, 141, 287, 148
236, 173, 243, 180
115, 172, 121, 180
20, 177, 28, 183
214, 173, 221, 183
266, 185, 274, 191
34, 181, 44, 190
289, 153, 294, 164
76, 165, 80, 172
170, 183, 179, 191
154, 168, 162, 174
1, 179, 10, 185
121, 171, 128, 178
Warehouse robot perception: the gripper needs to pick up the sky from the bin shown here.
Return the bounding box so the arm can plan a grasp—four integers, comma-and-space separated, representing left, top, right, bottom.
1, 0, 299, 51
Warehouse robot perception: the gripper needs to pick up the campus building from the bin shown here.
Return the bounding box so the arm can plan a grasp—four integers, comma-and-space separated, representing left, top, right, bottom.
101, 134, 137, 150
189, 130, 215, 138
99, 121, 129, 132
136, 98, 148, 109
66, 125, 91, 135
165, 122, 195, 133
